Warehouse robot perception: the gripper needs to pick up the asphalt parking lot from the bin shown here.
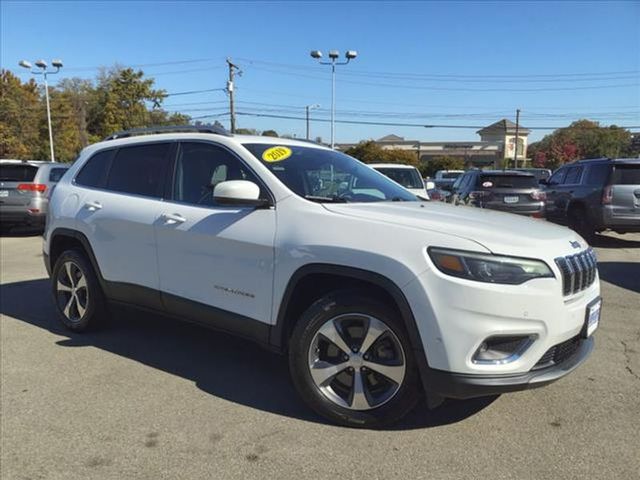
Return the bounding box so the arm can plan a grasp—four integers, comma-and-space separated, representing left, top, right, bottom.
1, 231, 639, 480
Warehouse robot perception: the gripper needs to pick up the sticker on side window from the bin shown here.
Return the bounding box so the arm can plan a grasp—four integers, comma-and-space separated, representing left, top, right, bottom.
482, 181, 493, 188
262, 146, 292, 163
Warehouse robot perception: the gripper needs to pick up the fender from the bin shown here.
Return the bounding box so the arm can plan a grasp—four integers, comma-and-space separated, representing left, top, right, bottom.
270, 263, 427, 360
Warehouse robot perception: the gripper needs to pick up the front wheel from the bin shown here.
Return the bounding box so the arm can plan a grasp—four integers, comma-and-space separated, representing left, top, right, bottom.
289, 290, 421, 428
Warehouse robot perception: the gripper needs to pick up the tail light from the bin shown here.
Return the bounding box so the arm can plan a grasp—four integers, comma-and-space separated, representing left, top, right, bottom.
602, 185, 613, 204
530, 190, 546, 201
17, 183, 47, 193
469, 191, 491, 200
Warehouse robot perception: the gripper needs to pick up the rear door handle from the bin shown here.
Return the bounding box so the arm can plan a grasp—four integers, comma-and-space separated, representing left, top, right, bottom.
161, 213, 186, 224
84, 201, 102, 211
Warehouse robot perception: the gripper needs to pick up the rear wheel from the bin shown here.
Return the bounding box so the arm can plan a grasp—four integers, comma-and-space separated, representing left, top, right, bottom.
289, 290, 420, 428
51, 249, 107, 331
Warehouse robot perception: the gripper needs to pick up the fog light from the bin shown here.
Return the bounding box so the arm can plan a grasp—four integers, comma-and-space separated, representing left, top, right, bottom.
473, 335, 535, 365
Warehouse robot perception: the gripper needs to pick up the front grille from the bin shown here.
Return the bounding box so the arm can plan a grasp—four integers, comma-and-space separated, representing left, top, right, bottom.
532, 335, 582, 370
555, 248, 598, 296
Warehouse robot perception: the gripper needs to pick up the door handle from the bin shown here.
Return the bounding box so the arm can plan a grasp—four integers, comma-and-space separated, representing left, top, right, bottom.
84, 201, 102, 211
161, 213, 186, 224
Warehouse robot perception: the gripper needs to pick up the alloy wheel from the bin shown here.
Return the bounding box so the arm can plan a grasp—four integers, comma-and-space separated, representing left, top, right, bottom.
307, 314, 406, 411
55, 261, 89, 323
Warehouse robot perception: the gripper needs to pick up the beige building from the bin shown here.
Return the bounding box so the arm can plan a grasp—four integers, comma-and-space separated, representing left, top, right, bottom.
337, 119, 530, 168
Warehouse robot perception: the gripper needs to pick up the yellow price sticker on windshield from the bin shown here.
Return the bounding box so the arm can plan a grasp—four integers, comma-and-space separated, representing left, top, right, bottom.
262, 146, 292, 163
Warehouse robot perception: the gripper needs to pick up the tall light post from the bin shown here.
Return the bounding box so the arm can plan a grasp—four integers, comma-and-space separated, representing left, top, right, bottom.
310, 50, 357, 149
19, 59, 63, 161
305, 104, 320, 140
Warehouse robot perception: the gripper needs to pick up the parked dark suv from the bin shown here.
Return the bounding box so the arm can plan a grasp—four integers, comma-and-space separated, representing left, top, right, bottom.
544, 158, 640, 237
450, 170, 545, 217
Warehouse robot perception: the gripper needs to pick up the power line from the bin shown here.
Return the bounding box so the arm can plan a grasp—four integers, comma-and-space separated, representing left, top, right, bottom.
165, 88, 226, 97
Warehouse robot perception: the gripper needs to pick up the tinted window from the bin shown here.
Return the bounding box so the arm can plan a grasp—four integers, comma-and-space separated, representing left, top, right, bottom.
548, 168, 566, 186
49, 168, 68, 182
75, 151, 113, 188
375, 167, 423, 189
0, 165, 38, 182
612, 164, 640, 185
173, 142, 263, 206
479, 174, 537, 189
106, 143, 171, 197
564, 166, 583, 184
585, 164, 610, 185
451, 174, 465, 190
442, 172, 462, 180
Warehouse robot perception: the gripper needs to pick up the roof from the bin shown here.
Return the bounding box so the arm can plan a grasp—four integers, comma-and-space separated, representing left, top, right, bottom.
0, 159, 58, 165
476, 119, 531, 135
478, 170, 535, 177
572, 157, 640, 165
377, 134, 405, 142
369, 163, 418, 169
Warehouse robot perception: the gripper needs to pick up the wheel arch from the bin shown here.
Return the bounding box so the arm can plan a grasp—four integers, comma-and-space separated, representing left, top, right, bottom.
49, 228, 106, 290
270, 264, 426, 359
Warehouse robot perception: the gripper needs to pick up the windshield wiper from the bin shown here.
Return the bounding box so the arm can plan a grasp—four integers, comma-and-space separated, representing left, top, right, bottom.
304, 195, 348, 203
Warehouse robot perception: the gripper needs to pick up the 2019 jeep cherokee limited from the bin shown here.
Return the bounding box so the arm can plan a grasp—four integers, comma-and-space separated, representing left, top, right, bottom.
43, 126, 601, 427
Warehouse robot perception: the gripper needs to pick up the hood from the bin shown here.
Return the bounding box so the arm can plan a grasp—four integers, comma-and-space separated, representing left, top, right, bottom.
323, 201, 586, 258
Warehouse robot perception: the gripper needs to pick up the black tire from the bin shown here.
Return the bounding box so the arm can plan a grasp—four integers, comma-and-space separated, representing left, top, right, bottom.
288, 289, 421, 428
568, 206, 594, 242
51, 249, 107, 332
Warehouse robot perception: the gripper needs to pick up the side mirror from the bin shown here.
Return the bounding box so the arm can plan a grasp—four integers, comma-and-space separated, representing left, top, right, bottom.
213, 180, 271, 208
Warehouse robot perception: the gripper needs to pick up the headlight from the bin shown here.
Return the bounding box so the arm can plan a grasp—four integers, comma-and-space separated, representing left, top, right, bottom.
428, 248, 554, 285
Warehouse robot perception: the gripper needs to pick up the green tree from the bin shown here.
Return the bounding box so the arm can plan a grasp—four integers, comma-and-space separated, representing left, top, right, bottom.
262, 129, 279, 137
422, 156, 465, 177
235, 127, 259, 135
529, 119, 633, 169
345, 140, 419, 166
0, 70, 42, 159
90, 67, 166, 138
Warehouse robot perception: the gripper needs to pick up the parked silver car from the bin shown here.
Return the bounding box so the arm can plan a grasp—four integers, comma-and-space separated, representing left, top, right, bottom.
0, 160, 69, 231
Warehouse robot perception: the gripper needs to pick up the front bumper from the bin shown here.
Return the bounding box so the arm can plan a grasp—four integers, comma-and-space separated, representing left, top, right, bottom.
423, 335, 593, 399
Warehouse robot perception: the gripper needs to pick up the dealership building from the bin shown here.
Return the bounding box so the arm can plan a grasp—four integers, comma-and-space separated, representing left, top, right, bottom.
337, 119, 530, 169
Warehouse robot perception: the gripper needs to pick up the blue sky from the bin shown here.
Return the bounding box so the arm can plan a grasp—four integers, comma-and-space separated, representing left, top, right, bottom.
2, 0, 639, 143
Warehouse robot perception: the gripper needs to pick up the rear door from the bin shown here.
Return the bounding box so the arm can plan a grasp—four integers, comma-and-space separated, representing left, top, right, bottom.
0, 164, 41, 212
74, 143, 173, 306
610, 163, 640, 216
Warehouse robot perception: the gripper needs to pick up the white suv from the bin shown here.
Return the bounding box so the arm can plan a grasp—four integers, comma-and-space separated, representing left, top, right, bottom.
43, 126, 601, 427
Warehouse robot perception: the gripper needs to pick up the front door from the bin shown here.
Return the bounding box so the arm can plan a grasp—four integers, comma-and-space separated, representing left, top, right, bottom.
155, 141, 276, 325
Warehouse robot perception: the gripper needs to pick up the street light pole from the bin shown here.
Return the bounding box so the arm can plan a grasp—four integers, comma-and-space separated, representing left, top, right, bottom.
310, 50, 357, 149
305, 104, 320, 140
19, 59, 63, 162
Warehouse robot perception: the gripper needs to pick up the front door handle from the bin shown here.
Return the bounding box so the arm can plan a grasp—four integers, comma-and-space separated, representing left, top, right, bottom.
84, 201, 102, 211
161, 213, 186, 224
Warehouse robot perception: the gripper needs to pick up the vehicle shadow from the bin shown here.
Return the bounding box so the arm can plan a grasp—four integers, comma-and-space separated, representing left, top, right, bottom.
597, 262, 640, 294
0, 226, 43, 237
591, 233, 640, 248
0, 278, 496, 430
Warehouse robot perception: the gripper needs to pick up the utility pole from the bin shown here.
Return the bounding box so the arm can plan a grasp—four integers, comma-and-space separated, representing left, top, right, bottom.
226, 58, 239, 133
513, 108, 521, 169
305, 104, 320, 139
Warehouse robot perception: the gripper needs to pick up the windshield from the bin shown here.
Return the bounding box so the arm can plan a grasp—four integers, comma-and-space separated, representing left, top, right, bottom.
374, 167, 424, 189
244, 144, 417, 203
480, 174, 538, 189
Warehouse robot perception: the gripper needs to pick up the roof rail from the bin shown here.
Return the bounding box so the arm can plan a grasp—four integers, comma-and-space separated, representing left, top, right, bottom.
103, 124, 231, 141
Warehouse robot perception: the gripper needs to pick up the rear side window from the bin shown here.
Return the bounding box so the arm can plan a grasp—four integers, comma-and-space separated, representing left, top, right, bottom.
548, 168, 566, 186
611, 165, 640, 185
49, 168, 68, 182
75, 150, 113, 188
564, 166, 583, 185
106, 143, 171, 198
479, 174, 537, 189
585, 164, 610, 185
0, 165, 38, 182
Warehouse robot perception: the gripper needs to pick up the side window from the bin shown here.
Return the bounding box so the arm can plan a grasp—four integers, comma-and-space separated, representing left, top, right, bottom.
451, 174, 464, 191
548, 168, 566, 186
173, 142, 264, 207
564, 166, 584, 185
585, 164, 611, 185
49, 168, 68, 182
75, 150, 113, 188
106, 143, 171, 198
